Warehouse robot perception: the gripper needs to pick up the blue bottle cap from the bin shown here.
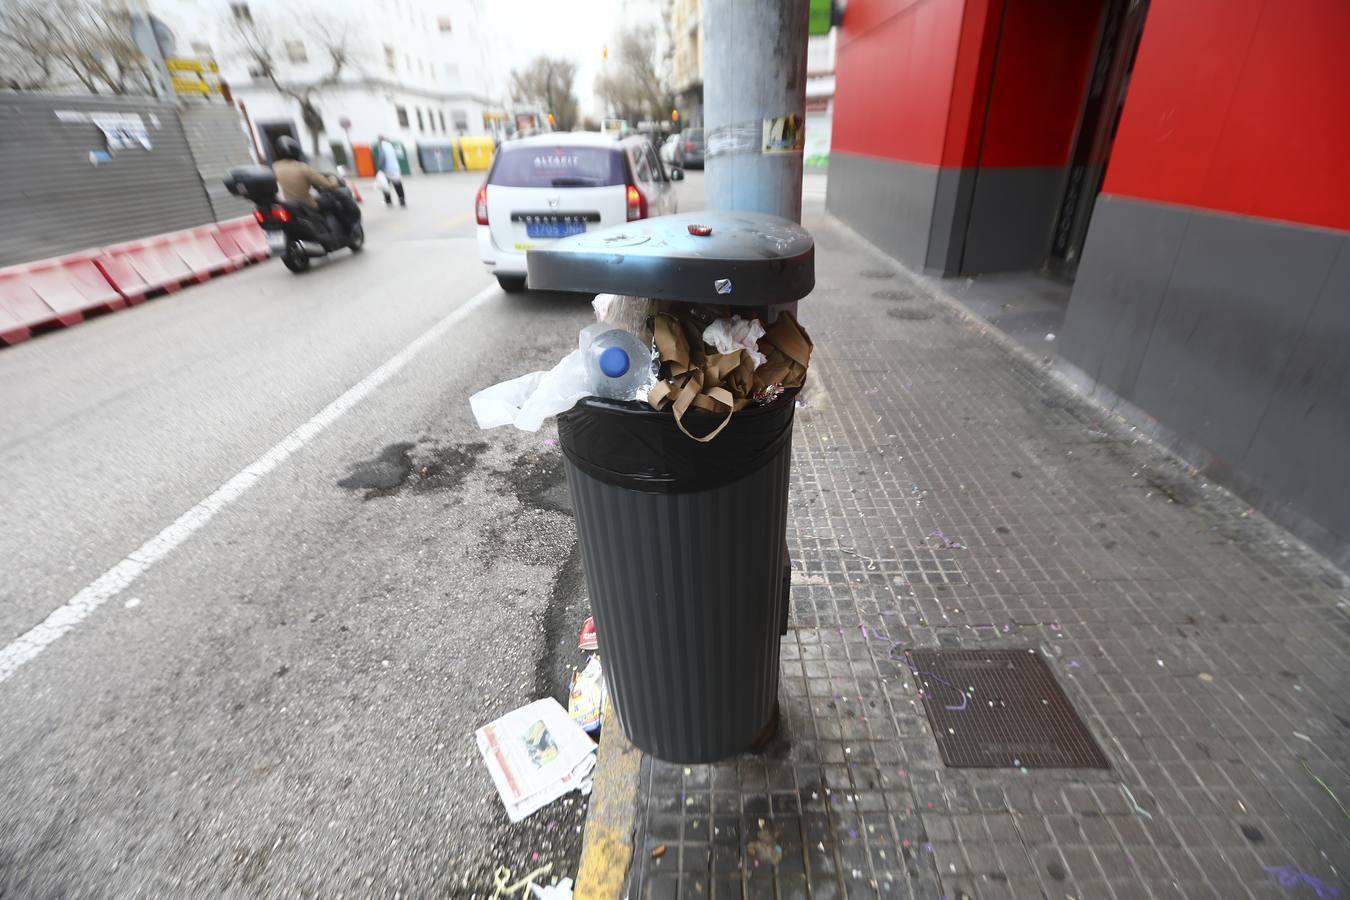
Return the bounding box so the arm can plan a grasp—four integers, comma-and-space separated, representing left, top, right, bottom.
598, 346, 630, 378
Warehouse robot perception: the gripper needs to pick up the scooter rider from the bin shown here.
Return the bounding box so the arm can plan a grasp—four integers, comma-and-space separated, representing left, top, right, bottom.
271, 136, 337, 206
270, 136, 350, 233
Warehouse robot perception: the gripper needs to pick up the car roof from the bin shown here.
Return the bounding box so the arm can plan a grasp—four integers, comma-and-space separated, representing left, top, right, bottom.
502, 132, 625, 149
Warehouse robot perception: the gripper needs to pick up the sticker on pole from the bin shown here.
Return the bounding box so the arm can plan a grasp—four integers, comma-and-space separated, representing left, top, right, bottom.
762, 115, 805, 155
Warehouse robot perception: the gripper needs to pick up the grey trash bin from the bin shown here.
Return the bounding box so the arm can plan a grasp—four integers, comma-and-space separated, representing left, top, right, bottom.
528, 212, 814, 763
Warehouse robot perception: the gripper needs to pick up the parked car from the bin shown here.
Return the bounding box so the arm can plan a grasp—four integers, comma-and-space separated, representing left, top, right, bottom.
477, 133, 683, 293
659, 133, 685, 167
680, 128, 705, 169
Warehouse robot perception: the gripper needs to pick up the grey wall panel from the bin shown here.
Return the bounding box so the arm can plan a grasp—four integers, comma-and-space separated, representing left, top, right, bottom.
826, 152, 936, 269
926, 166, 977, 275
1060, 196, 1350, 561
1239, 240, 1350, 545
1060, 196, 1188, 395
0, 93, 215, 266
958, 166, 1066, 274
1131, 210, 1343, 465
179, 105, 256, 223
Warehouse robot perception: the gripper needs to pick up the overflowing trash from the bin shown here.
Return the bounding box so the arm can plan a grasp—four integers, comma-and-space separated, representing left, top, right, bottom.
470, 293, 812, 443
475, 698, 597, 823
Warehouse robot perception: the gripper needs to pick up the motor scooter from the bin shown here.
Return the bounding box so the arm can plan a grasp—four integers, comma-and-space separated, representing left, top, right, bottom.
224, 165, 364, 273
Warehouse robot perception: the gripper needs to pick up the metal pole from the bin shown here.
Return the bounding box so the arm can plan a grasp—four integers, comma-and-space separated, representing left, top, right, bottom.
702, 0, 810, 223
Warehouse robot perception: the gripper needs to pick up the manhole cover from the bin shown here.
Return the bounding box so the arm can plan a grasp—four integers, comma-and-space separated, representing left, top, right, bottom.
860, 269, 896, 279
888, 307, 934, 321
872, 290, 914, 301
907, 649, 1109, 768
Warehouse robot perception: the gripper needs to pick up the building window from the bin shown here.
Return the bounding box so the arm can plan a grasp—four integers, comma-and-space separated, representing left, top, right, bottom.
396, 105, 409, 128
230, 2, 252, 22
415, 108, 424, 131
384, 45, 395, 71
437, 16, 452, 32
284, 40, 307, 64
453, 109, 468, 132
438, 111, 446, 133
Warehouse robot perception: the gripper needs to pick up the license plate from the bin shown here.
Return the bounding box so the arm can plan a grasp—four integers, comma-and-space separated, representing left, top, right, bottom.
266, 233, 287, 253
526, 222, 585, 239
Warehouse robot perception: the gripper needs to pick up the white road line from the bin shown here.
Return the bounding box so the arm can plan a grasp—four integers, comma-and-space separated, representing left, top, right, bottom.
0, 282, 499, 685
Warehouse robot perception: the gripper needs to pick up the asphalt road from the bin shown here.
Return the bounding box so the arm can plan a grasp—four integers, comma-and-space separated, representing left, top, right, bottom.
0, 169, 708, 898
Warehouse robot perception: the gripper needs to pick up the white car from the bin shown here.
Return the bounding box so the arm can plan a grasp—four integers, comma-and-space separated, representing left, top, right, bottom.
476, 133, 682, 293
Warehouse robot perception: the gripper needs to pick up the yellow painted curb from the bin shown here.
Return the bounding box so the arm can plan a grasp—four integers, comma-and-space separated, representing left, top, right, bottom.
575, 704, 641, 899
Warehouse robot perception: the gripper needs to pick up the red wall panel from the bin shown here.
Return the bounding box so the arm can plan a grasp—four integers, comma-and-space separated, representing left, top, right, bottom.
1104, 0, 1350, 232
976, 0, 1103, 167
940, 0, 1002, 167
832, 0, 966, 165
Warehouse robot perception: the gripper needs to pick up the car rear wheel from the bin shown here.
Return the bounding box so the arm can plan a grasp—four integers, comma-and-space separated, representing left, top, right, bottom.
497, 275, 527, 293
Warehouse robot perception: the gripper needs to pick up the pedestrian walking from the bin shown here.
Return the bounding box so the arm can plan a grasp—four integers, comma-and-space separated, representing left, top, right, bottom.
375, 135, 406, 207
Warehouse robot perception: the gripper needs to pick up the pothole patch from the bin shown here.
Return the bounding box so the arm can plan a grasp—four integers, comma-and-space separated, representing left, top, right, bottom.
860, 269, 897, 279
873, 290, 916, 301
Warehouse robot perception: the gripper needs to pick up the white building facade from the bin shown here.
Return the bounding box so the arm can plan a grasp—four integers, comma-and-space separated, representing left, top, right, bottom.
146, 0, 501, 166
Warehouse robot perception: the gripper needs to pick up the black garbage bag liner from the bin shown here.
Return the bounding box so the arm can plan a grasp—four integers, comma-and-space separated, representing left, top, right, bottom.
557, 392, 797, 494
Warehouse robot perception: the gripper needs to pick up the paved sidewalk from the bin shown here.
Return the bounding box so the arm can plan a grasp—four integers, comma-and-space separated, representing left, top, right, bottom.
622, 211, 1350, 899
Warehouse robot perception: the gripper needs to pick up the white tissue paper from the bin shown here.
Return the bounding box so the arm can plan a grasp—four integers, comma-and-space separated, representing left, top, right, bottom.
703, 315, 767, 368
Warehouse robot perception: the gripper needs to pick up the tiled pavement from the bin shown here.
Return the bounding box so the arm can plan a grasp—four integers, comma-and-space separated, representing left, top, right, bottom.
622, 211, 1350, 899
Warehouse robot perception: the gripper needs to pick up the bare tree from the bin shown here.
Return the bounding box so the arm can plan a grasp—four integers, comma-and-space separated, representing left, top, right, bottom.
228, 13, 358, 157
509, 56, 579, 132
594, 25, 672, 125
0, 0, 154, 95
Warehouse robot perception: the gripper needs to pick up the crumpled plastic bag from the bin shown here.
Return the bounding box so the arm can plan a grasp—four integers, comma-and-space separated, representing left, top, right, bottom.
703, 315, 767, 369
470, 323, 610, 432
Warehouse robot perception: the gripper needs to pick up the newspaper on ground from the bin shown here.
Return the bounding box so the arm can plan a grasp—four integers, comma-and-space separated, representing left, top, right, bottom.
475, 698, 597, 823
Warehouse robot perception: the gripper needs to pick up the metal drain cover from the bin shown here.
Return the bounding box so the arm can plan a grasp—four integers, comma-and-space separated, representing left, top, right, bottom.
908, 649, 1109, 769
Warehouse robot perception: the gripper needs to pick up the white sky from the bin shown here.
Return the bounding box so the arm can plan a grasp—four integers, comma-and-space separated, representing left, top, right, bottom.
480, 0, 664, 119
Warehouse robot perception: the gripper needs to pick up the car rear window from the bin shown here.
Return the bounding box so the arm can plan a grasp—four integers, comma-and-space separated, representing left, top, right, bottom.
489, 146, 625, 188
686, 129, 703, 144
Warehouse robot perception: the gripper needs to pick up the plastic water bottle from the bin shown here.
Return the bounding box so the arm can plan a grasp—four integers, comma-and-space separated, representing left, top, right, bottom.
583, 329, 653, 400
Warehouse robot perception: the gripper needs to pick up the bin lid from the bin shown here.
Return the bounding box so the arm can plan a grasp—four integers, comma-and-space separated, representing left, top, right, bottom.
526, 211, 813, 307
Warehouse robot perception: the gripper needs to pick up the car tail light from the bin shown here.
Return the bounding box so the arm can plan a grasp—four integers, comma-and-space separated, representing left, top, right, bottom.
252, 209, 265, 225
475, 184, 489, 225
684, 142, 695, 153
626, 184, 647, 221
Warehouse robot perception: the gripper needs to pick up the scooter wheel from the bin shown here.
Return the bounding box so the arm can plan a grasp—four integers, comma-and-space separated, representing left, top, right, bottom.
347, 223, 365, 253
282, 242, 310, 273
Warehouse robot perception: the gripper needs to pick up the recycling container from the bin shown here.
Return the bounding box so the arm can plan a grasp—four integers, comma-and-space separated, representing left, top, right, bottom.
528, 212, 813, 763
459, 136, 495, 171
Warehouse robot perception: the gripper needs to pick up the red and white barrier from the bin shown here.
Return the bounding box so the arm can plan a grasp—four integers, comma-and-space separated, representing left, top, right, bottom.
0, 271, 52, 345
0, 251, 130, 345
174, 225, 236, 281
96, 235, 195, 299
213, 218, 270, 266
2, 219, 275, 348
